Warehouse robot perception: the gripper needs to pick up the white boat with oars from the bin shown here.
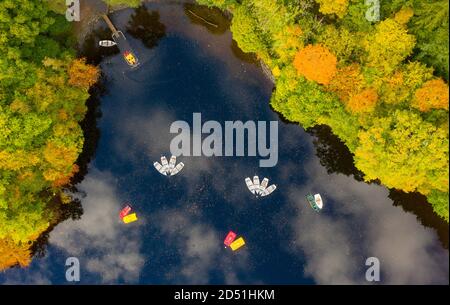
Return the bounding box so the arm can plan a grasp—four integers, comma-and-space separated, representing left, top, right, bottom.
99, 40, 117, 47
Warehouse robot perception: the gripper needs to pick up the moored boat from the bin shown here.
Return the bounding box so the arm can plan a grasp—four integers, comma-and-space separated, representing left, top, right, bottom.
224, 231, 237, 247
306, 193, 323, 212
230, 237, 245, 251
99, 40, 117, 47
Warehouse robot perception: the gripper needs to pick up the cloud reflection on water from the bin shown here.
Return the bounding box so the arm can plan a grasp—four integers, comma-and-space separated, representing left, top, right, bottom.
49, 169, 145, 283
284, 154, 449, 284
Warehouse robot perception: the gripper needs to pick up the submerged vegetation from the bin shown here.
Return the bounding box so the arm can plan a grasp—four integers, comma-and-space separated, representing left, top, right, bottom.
197, 0, 449, 221
0, 0, 98, 269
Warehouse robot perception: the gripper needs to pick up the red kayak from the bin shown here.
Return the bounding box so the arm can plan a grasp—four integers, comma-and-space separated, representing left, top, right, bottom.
119, 205, 132, 219
224, 231, 237, 247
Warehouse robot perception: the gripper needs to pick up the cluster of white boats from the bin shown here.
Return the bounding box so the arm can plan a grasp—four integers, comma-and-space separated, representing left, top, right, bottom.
245, 176, 277, 197
152, 155, 323, 211
153, 156, 185, 176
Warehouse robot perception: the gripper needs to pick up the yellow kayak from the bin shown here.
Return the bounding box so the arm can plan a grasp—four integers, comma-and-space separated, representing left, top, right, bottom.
230, 237, 245, 251
123, 213, 138, 224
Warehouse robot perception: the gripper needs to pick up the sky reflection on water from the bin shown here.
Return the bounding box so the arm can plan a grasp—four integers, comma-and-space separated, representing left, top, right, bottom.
0, 2, 448, 285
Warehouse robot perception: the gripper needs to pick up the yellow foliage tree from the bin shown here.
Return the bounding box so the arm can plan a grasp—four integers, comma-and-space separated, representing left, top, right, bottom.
355, 111, 449, 194
293, 44, 337, 85
394, 7, 414, 25
42, 141, 81, 184
43, 142, 80, 169
315, 0, 349, 18
273, 25, 303, 62
0, 150, 40, 171
364, 19, 416, 74
413, 79, 449, 112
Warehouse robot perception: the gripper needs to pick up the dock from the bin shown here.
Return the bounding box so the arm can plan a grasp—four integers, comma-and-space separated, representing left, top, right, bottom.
102, 14, 140, 68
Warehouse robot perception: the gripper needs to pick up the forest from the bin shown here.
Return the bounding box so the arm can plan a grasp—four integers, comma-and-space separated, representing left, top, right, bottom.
197, 0, 449, 222
0, 0, 98, 269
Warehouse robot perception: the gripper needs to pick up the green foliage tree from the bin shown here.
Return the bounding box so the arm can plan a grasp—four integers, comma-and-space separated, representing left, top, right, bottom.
427, 190, 449, 222
409, 0, 449, 81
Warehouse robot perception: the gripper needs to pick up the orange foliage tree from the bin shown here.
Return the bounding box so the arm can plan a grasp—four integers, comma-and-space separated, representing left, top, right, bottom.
293, 44, 337, 85
326, 64, 364, 101
51, 164, 79, 188
413, 79, 449, 112
68, 58, 100, 89
0, 238, 32, 270
346, 88, 379, 113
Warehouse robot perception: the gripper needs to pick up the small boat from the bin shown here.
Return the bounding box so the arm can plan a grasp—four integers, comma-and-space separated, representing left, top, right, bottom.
230, 237, 245, 251
260, 178, 269, 192
170, 162, 184, 176
119, 204, 132, 219
123, 50, 139, 67
245, 177, 256, 194
123, 213, 138, 224
99, 40, 116, 47
260, 184, 276, 197
253, 176, 260, 193
245, 176, 276, 197
169, 156, 176, 171
224, 231, 237, 247
306, 193, 323, 212
154, 155, 184, 176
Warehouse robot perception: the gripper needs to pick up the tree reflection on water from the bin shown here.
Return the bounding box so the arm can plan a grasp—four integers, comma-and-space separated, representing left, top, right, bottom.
308, 125, 448, 249
126, 6, 166, 49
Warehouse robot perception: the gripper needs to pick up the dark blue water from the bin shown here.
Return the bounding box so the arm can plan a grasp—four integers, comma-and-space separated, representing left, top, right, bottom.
1, 2, 448, 285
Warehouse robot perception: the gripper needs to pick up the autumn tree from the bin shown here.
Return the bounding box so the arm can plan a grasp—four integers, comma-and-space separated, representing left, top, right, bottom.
327, 64, 364, 101
355, 110, 449, 196
413, 79, 449, 112
293, 44, 337, 85
346, 88, 378, 114
68, 58, 100, 89
378, 61, 434, 106
364, 18, 416, 74
315, 0, 349, 18
203, 0, 449, 223
393, 7, 414, 25
0, 0, 98, 269
0, 238, 32, 270
317, 25, 363, 65
273, 25, 303, 63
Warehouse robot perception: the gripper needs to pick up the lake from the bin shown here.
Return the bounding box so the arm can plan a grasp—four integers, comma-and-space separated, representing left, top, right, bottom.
0, 1, 448, 285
